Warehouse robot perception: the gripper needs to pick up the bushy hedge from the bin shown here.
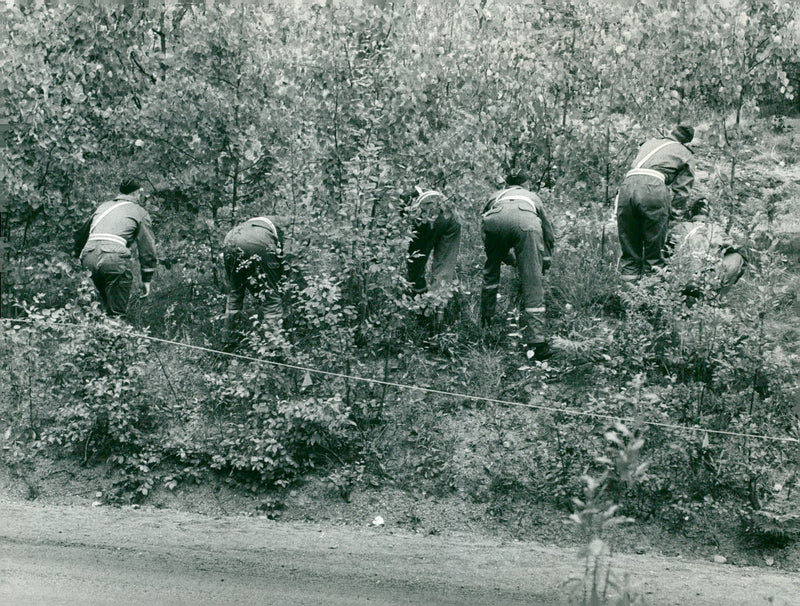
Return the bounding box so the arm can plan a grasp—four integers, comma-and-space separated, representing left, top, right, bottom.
1, 0, 798, 534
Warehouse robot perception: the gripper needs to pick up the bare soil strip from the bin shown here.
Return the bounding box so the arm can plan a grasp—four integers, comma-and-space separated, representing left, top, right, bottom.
1, 502, 798, 605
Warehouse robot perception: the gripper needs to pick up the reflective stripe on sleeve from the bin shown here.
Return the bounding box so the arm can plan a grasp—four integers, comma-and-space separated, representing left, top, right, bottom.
525, 307, 546, 313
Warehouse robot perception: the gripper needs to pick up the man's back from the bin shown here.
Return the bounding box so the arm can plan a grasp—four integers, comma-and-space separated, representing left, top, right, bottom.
90, 196, 148, 244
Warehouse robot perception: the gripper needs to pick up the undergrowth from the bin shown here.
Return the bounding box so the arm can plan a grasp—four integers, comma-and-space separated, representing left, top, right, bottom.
1, 0, 799, 559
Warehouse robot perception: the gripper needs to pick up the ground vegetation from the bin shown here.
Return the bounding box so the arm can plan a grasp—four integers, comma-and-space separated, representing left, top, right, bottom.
1, 0, 799, 581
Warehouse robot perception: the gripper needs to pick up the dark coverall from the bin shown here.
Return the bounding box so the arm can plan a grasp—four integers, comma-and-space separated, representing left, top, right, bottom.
616, 136, 694, 282
480, 186, 555, 347
407, 190, 461, 297
222, 216, 284, 341
79, 195, 157, 316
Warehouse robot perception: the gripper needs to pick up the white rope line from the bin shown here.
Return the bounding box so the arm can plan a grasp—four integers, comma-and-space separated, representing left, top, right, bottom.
2, 317, 798, 445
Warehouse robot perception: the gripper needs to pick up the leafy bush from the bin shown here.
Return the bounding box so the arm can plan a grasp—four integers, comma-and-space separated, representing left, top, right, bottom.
1, 0, 799, 542
0, 304, 165, 458
207, 395, 357, 489
564, 423, 647, 606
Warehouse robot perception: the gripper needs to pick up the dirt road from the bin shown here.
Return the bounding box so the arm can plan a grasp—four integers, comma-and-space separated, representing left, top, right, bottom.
0, 501, 798, 605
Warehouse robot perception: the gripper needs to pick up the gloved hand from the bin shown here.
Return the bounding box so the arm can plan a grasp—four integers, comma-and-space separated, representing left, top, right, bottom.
141, 282, 151, 298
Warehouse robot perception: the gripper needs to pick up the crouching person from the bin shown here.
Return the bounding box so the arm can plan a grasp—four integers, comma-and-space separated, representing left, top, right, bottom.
406, 187, 462, 326
480, 172, 555, 361
79, 178, 157, 317
668, 200, 746, 304
617, 125, 695, 283
222, 216, 288, 344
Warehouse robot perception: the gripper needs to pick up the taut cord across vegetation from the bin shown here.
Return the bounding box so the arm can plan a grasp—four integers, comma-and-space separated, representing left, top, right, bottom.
3, 317, 797, 446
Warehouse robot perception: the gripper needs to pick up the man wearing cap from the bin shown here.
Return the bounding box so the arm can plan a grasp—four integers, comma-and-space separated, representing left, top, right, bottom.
79, 178, 158, 316
222, 215, 288, 343
480, 172, 555, 361
616, 125, 695, 283
406, 187, 461, 301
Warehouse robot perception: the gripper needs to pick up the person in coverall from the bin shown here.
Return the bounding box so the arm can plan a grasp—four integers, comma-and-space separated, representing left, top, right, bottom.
79, 178, 157, 316
222, 215, 287, 343
668, 199, 746, 304
617, 125, 695, 282
406, 187, 462, 304
480, 172, 555, 361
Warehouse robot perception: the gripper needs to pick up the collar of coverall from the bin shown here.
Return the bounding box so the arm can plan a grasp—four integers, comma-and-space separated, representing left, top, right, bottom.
665, 134, 694, 153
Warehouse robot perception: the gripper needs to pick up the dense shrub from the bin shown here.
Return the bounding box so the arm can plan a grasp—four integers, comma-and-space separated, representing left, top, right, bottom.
1, 0, 798, 532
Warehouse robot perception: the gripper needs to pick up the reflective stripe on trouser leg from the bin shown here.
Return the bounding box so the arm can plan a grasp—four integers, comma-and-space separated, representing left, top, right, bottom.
523, 307, 546, 346
514, 225, 547, 345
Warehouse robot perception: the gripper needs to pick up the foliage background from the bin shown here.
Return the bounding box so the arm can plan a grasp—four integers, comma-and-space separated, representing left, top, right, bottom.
1, 0, 800, 559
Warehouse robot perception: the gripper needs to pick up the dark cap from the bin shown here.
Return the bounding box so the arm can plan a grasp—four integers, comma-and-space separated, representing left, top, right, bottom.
671, 125, 694, 144
119, 178, 141, 195
505, 171, 528, 187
